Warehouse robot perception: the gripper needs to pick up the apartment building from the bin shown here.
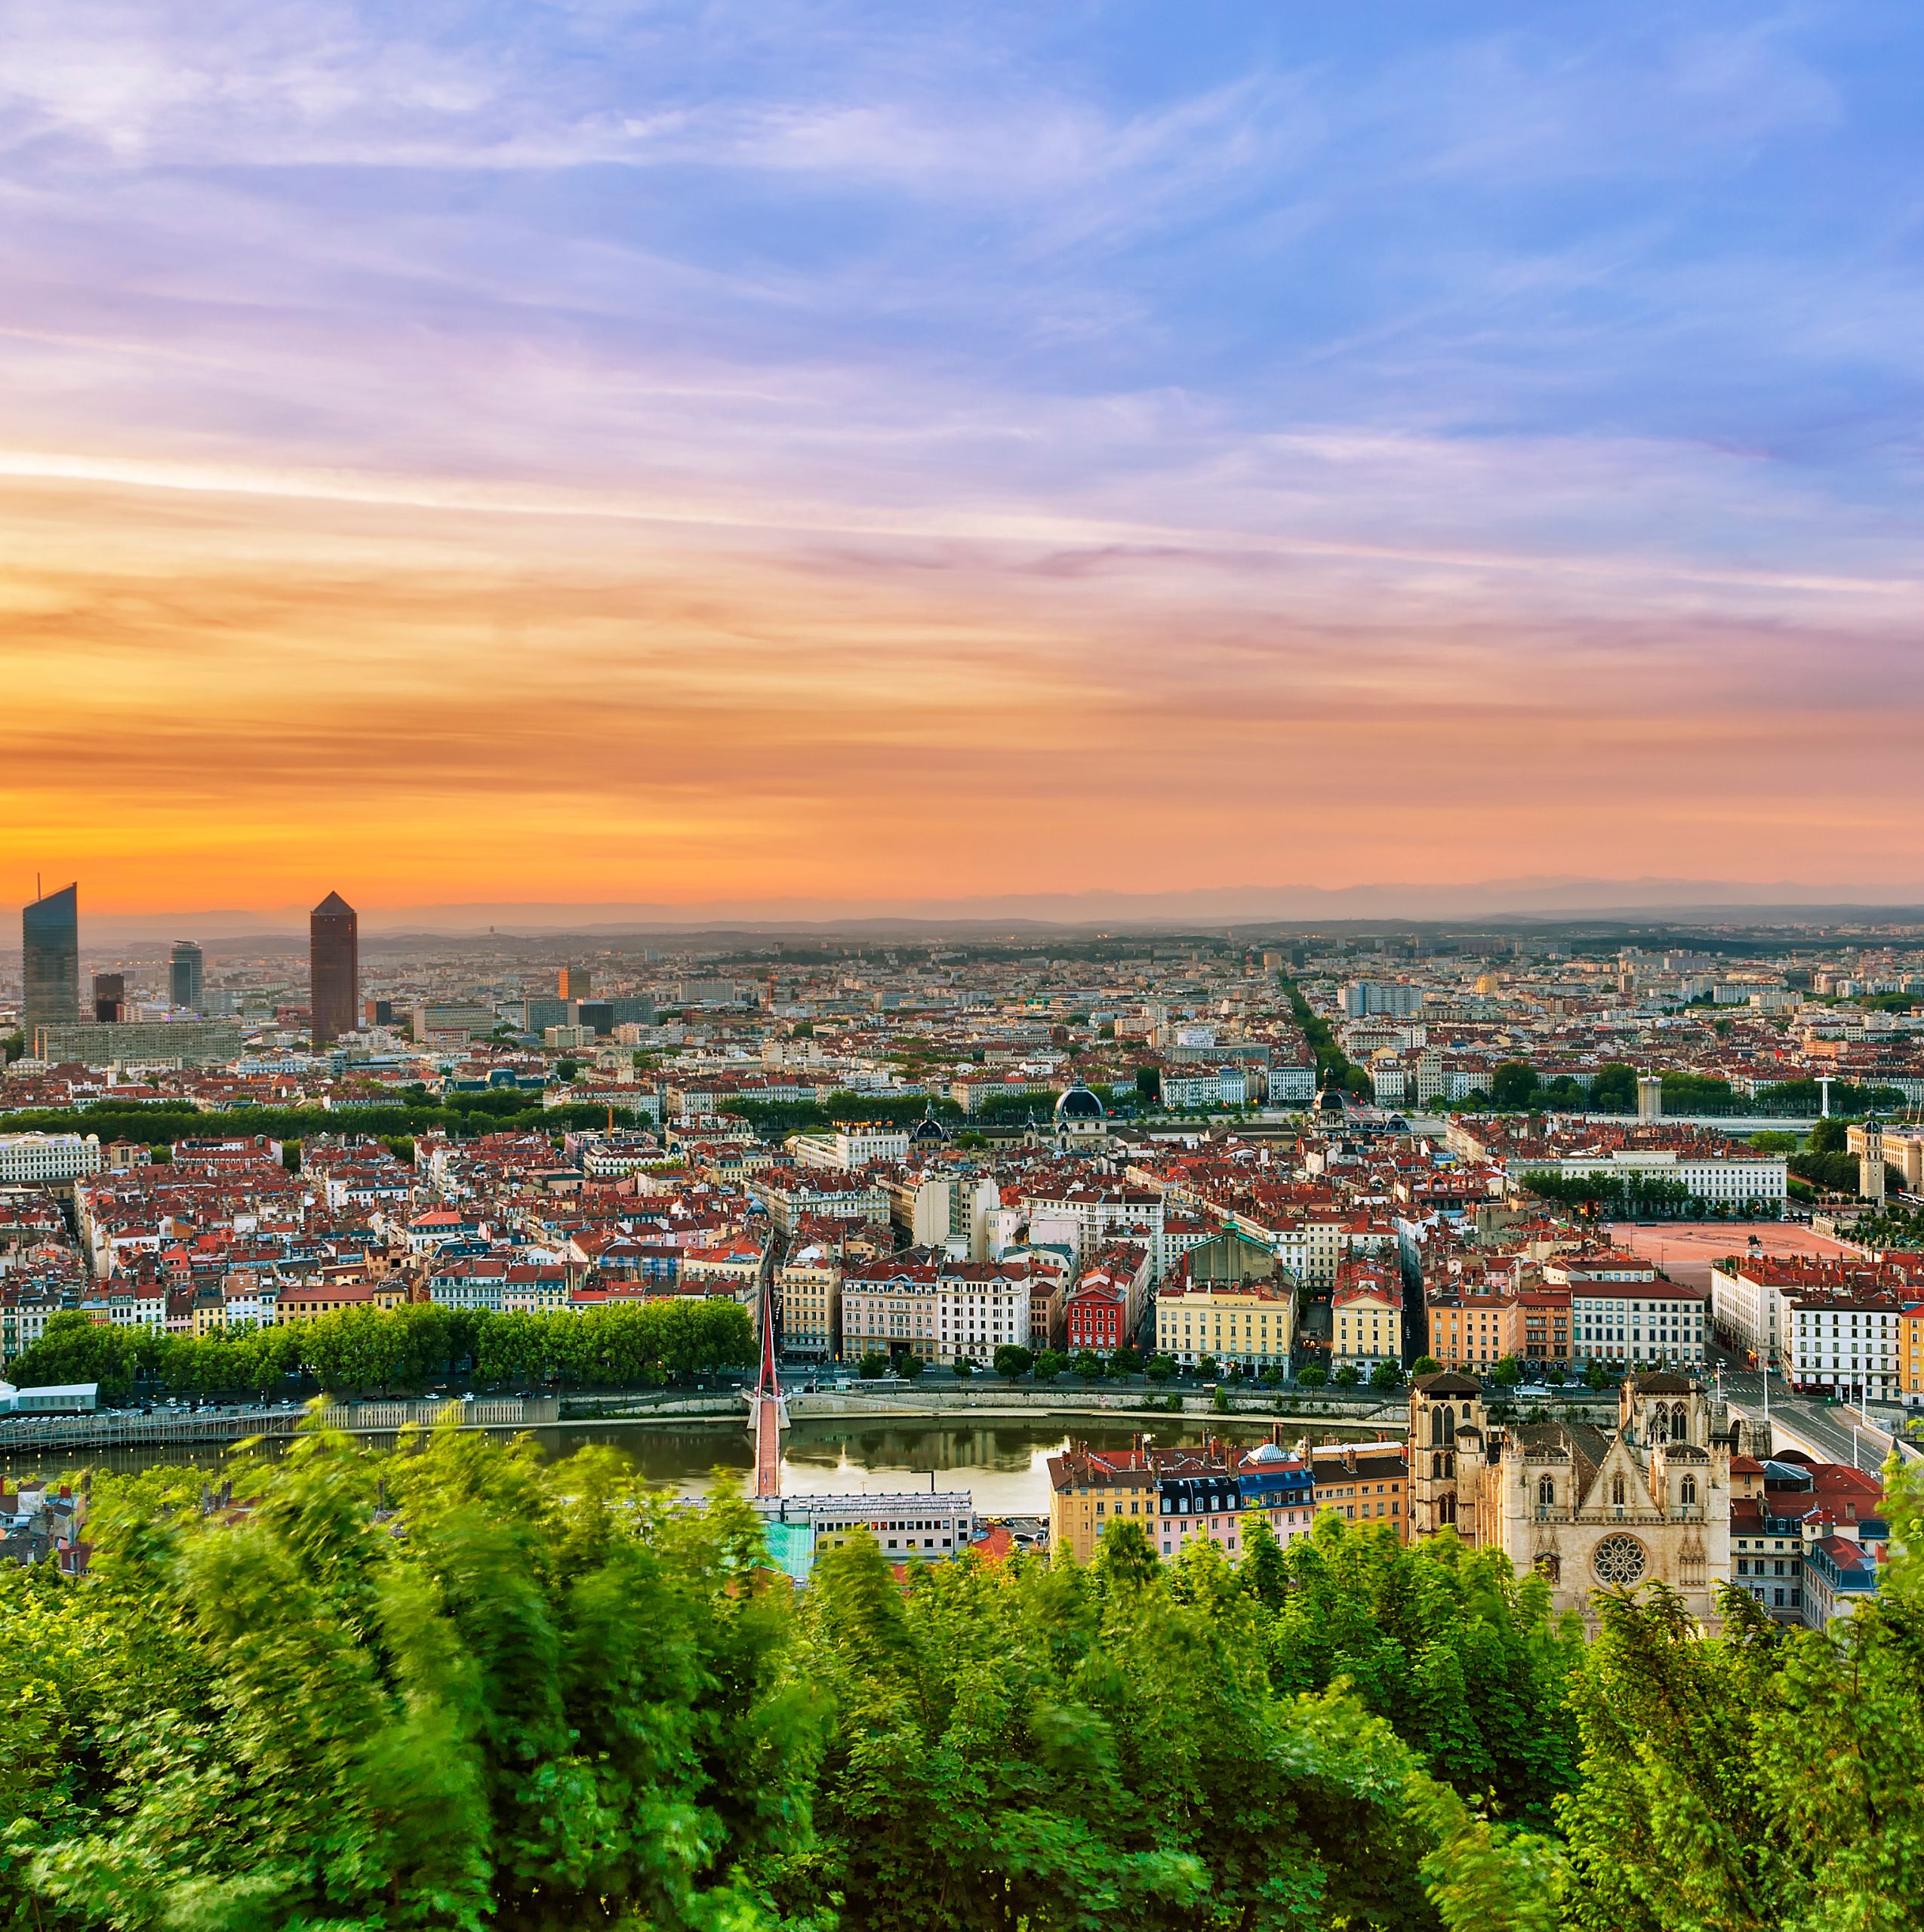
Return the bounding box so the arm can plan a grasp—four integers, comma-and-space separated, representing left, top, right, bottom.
839, 1251, 941, 1361
1154, 1276, 1294, 1371
777, 1244, 842, 1358
1331, 1259, 1403, 1368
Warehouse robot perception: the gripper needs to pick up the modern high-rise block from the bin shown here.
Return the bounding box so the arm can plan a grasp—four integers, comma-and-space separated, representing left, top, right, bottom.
91, 972, 125, 1023
309, 891, 359, 1043
558, 964, 592, 998
22, 883, 78, 1041
170, 940, 205, 1014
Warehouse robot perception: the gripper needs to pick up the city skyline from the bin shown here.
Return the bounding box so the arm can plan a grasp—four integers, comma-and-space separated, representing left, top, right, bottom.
5, 6, 1923, 908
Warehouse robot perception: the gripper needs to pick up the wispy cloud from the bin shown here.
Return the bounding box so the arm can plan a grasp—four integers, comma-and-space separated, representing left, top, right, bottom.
0, 1, 1920, 907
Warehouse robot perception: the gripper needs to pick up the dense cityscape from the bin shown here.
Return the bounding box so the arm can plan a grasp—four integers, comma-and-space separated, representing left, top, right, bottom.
5, 885, 1922, 1927
10, 3, 1924, 1924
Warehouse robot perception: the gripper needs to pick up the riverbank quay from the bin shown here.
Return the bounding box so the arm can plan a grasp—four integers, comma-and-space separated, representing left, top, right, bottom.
0, 1393, 562, 1456
0, 1380, 1631, 1454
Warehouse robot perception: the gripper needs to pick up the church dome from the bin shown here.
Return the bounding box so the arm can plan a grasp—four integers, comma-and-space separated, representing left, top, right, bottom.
1054, 1082, 1107, 1121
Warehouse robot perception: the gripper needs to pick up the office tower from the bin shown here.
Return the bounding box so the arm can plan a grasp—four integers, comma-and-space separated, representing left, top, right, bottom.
364, 998, 395, 1028
22, 883, 79, 1043
558, 964, 592, 998
91, 971, 125, 1023
170, 940, 205, 1014
309, 891, 359, 1043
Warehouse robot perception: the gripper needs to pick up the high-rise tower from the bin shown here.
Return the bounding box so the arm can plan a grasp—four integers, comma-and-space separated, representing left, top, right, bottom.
309, 892, 359, 1043
91, 972, 125, 1023
22, 883, 78, 1045
170, 940, 205, 1014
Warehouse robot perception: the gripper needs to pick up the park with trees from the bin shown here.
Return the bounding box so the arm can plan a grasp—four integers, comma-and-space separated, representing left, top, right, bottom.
5, 1297, 756, 1404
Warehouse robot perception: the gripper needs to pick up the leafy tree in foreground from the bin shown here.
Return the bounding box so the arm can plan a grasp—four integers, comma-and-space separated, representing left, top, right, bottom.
9, 1431, 1924, 1930
1264, 1513, 1584, 1830
5, 1427, 821, 1932
787, 1525, 1441, 1932
1447, 1454, 1924, 1932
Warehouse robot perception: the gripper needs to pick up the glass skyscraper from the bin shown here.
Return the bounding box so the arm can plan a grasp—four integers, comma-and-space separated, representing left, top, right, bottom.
170, 939, 205, 1014
22, 883, 79, 1044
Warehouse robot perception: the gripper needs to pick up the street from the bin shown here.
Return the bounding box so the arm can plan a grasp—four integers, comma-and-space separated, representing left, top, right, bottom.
1713, 1366, 1908, 1471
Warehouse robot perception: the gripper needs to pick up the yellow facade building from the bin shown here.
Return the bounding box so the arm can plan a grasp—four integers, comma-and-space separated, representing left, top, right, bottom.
1901, 1302, 1924, 1400
1155, 1278, 1294, 1371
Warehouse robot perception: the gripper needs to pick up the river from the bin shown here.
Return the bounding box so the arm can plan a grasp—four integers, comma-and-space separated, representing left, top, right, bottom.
1, 1415, 1399, 1517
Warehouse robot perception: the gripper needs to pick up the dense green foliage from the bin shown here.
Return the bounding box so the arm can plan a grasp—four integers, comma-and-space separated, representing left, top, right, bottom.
0, 1097, 630, 1152
1515, 1170, 1699, 1217
1789, 1150, 1903, 1195
1277, 974, 1354, 1087
3, 1435, 1922, 1930
2, 1431, 812, 1932
8, 1299, 755, 1403
1251, 1518, 1581, 1827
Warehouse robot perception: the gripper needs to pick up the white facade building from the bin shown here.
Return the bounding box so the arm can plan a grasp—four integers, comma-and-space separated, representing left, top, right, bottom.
1528, 1146, 1787, 1209
1570, 1282, 1710, 1367
0, 1133, 103, 1184
934, 1261, 1031, 1360
1160, 1068, 1249, 1109
789, 1126, 912, 1172
1781, 1297, 1904, 1401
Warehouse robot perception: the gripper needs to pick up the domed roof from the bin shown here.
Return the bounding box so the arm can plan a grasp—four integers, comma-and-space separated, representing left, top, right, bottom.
1054, 1082, 1107, 1121
1246, 1441, 1287, 1464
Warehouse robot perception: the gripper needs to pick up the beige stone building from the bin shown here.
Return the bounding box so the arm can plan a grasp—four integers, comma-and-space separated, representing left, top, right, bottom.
1409, 1370, 1732, 1632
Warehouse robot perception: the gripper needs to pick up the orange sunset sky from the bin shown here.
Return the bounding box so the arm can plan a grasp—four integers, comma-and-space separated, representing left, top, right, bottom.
5, 5, 1922, 919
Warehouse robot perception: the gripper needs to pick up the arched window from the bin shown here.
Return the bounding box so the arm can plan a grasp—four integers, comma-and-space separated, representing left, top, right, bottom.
1680, 1475, 1698, 1506
1433, 1406, 1455, 1447
1432, 1452, 1445, 1478
1538, 1476, 1555, 1508
1672, 1403, 1689, 1441
1612, 1475, 1627, 1507
1439, 1494, 1456, 1525
1650, 1407, 1669, 1443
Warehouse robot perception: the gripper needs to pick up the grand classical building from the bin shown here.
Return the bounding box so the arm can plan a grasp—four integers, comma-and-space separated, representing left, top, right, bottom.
1409, 1370, 1732, 1631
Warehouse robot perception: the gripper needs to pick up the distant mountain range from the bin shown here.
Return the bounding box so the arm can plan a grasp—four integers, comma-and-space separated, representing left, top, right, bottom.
53, 877, 1924, 946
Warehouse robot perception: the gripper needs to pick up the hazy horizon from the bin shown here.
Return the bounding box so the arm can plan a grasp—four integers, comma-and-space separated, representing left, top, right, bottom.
32, 873, 1924, 946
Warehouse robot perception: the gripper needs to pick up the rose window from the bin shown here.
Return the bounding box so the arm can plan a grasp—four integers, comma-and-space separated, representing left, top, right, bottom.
1593, 1535, 1647, 1586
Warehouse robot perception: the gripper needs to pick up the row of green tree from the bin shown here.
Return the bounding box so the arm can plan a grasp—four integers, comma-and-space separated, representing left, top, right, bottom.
6, 1297, 756, 1403
1458, 1066, 1907, 1118
5, 1426, 1920, 1929
0, 1096, 634, 1153
1513, 1169, 1700, 1217
1276, 974, 1375, 1097
1788, 1150, 1904, 1195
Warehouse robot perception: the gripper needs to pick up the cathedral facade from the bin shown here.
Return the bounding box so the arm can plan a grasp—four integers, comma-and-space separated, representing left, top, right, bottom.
1408, 1370, 1732, 1631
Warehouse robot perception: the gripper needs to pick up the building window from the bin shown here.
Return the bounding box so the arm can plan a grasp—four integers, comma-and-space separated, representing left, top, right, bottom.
1538, 1476, 1555, 1508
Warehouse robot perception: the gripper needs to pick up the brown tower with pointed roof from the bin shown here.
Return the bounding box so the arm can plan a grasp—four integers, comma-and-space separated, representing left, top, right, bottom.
309, 891, 359, 1044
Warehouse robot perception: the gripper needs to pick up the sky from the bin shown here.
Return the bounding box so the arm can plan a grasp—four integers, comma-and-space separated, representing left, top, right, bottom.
3, 1, 1922, 918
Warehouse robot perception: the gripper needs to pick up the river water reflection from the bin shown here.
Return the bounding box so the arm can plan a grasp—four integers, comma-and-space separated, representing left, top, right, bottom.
0, 1414, 1399, 1515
